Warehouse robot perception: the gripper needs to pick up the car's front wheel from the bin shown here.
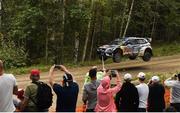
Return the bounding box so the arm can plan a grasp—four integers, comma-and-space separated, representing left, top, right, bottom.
142, 50, 152, 62
113, 50, 122, 63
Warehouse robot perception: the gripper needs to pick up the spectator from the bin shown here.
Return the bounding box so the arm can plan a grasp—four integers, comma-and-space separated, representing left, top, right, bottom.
136, 72, 149, 112
164, 73, 180, 112
49, 65, 79, 112
13, 89, 24, 110
115, 73, 139, 112
82, 68, 100, 112
0, 60, 18, 112
164, 106, 177, 112
20, 69, 50, 112
95, 70, 121, 112
83, 66, 105, 86
148, 76, 165, 112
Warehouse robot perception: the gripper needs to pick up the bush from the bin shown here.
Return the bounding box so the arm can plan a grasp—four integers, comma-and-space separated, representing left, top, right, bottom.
0, 34, 27, 68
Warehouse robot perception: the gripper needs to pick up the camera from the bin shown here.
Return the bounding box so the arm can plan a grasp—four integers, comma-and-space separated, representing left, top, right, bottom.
54, 65, 61, 69
174, 74, 178, 77
110, 70, 117, 77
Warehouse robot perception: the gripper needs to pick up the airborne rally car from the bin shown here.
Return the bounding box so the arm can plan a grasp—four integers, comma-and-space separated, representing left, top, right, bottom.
97, 37, 153, 63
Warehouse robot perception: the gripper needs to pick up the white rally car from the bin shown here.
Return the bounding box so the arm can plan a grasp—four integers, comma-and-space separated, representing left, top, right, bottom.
97, 37, 153, 63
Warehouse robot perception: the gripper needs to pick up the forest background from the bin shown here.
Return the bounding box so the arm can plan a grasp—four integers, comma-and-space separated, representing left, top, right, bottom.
0, 0, 179, 72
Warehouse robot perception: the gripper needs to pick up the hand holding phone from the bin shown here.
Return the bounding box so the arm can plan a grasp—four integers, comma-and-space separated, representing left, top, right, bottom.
111, 70, 117, 77
54, 65, 61, 69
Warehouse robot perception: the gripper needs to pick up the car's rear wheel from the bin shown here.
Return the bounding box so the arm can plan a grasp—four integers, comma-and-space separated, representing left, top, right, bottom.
113, 50, 122, 63
129, 55, 137, 60
142, 50, 152, 62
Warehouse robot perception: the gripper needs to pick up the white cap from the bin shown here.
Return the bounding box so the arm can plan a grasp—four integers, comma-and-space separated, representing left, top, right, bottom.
124, 73, 132, 80
152, 76, 160, 82
137, 72, 146, 79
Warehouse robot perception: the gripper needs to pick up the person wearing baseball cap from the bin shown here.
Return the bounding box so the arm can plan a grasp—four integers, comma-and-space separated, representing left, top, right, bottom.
48, 65, 79, 112
148, 75, 165, 112
30, 69, 40, 82
20, 69, 48, 112
115, 73, 139, 112
136, 72, 149, 112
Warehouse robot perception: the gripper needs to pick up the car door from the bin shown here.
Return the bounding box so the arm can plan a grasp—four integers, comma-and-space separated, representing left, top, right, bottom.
127, 39, 139, 54
121, 39, 133, 55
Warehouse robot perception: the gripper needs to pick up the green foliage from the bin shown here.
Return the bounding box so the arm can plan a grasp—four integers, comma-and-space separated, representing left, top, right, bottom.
153, 41, 180, 57
0, 0, 179, 66
0, 34, 27, 68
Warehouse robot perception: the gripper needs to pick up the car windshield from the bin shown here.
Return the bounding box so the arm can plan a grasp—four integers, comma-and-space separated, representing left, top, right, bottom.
109, 39, 123, 45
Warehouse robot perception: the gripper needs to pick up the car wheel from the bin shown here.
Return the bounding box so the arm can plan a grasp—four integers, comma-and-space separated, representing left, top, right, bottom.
142, 50, 152, 62
129, 55, 137, 60
113, 51, 121, 63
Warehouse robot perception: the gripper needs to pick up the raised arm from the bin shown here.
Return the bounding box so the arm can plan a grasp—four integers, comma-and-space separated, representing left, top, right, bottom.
164, 77, 176, 87
49, 65, 55, 86
111, 71, 122, 94
60, 65, 72, 75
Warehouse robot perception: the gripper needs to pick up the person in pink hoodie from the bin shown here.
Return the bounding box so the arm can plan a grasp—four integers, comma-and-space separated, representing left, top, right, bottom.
95, 70, 121, 112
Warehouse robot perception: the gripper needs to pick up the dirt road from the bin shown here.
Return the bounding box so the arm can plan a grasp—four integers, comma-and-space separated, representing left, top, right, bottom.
16, 55, 180, 111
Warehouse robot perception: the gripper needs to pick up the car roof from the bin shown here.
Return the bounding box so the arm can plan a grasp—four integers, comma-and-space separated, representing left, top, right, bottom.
114, 37, 150, 42
125, 37, 147, 40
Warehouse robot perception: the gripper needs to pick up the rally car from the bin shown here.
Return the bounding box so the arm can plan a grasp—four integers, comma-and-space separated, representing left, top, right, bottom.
97, 37, 153, 63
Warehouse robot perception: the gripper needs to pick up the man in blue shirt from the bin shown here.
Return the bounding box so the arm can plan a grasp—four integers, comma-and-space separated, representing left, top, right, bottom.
48, 65, 79, 112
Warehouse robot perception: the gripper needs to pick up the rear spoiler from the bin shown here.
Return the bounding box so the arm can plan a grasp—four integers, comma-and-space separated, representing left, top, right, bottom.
146, 38, 152, 42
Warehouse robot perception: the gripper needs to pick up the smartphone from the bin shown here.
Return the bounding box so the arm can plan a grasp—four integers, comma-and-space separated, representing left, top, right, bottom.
54, 65, 61, 69
111, 70, 117, 77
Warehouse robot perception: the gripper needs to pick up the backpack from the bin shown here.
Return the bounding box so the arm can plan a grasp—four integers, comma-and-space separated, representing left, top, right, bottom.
32, 81, 53, 110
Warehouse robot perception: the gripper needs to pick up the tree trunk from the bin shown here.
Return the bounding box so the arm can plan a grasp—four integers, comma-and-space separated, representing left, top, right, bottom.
59, 0, 66, 64
81, 0, 94, 62
97, 4, 104, 46
110, 0, 115, 39
89, 23, 96, 61
151, 0, 158, 41
74, 32, 79, 64
45, 26, 49, 64
123, 0, 135, 38
119, 0, 128, 38
0, 0, 2, 31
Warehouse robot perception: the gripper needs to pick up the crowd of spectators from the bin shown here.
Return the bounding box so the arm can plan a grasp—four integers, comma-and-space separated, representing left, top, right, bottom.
0, 60, 179, 112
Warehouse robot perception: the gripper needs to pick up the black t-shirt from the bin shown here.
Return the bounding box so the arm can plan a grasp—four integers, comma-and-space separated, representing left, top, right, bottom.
115, 82, 139, 112
53, 82, 79, 112
148, 83, 165, 112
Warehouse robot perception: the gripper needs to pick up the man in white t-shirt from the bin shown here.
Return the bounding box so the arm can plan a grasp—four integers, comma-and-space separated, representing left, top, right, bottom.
0, 60, 18, 112
136, 72, 149, 112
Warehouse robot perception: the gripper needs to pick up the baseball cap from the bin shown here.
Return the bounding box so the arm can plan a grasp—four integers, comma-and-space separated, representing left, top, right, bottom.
124, 73, 132, 80
137, 72, 146, 79
31, 69, 40, 76
152, 76, 160, 82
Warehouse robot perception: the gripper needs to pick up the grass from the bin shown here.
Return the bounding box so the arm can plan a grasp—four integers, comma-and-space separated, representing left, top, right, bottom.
6, 64, 51, 75
7, 41, 180, 75
153, 41, 180, 57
